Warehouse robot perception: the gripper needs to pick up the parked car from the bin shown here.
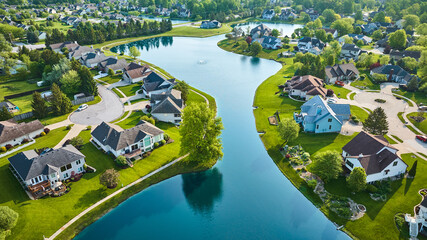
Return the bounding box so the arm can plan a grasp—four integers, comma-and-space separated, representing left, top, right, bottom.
416, 135, 427, 142
335, 80, 345, 86
419, 106, 427, 111
327, 98, 337, 104
77, 104, 88, 111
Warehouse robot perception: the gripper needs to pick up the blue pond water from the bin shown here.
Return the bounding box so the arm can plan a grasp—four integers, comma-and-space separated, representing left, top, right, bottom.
75, 24, 350, 240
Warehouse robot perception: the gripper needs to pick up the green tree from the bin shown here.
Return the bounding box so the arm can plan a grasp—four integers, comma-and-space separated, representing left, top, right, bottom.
277, 118, 300, 145
355, 10, 363, 21
249, 41, 262, 56
331, 19, 354, 36
108, 68, 114, 76
373, 11, 386, 23
314, 29, 327, 42
322, 9, 337, 23
69, 136, 84, 149
115, 155, 128, 166
346, 167, 367, 192
372, 30, 383, 41
129, 46, 141, 59
79, 66, 97, 96
354, 26, 362, 34
358, 53, 375, 68
0, 106, 13, 121
416, 23, 427, 35
140, 115, 155, 125
0, 206, 18, 239
60, 70, 81, 95
180, 102, 223, 167
31, 91, 48, 119
240, 41, 248, 51
327, 54, 335, 66
313, 18, 322, 29
173, 81, 189, 103
0, 33, 12, 52
50, 83, 73, 116
407, 76, 419, 91
399, 57, 418, 72
99, 169, 120, 188
388, 29, 407, 50
271, 29, 280, 37
372, 73, 388, 82
311, 151, 343, 182
363, 107, 389, 135
379, 55, 390, 65
403, 15, 420, 30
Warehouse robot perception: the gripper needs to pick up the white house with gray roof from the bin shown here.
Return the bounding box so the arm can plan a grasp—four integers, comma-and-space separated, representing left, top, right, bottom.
91, 121, 164, 159
151, 89, 184, 124
8, 145, 85, 197
142, 72, 176, 98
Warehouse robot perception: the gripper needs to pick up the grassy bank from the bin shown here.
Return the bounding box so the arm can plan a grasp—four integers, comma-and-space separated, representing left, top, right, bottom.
407, 112, 427, 135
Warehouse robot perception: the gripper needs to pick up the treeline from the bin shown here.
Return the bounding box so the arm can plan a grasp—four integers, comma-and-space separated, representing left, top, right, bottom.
45, 18, 172, 46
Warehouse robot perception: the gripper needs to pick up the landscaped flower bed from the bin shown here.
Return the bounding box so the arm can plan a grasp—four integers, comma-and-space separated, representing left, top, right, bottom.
281, 145, 311, 167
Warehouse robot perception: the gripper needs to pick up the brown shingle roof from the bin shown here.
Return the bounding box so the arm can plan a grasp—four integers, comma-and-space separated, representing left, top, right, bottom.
342, 131, 396, 156
124, 63, 151, 79
0, 120, 44, 145
287, 75, 327, 97
352, 148, 400, 175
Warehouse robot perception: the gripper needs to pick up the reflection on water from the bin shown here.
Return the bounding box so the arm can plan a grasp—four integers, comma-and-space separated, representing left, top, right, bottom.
181, 168, 223, 217
112, 37, 174, 54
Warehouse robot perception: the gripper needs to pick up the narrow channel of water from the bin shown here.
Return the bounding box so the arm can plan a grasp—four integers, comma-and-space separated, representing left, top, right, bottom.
75, 24, 350, 240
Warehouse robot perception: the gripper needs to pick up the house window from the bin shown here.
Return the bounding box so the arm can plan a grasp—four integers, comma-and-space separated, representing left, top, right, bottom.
76, 159, 81, 165
384, 170, 390, 175
393, 161, 398, 166
131, 144, 138, 151
328, 118, 332, 122
144, 138, 151, 147
316, 125, 319, 129
174, 120, 181, 123
64, 173, 69, 179
329, 125, 332, 130
174, 114, 181, 117
61, 164, 72, 172
346, 160, 354, 168
51, 173, 56, 178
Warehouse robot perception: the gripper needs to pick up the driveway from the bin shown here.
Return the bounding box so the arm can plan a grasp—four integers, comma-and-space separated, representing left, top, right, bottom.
69, 85, 124, 125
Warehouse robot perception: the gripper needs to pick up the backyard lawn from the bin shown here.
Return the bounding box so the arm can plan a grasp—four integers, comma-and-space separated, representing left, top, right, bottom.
407, 112, 427, 135
350, 72, 380, 90
325, 84, 351, 99
99, 75, 122, 84
0, 80, 43, 100
116, 83, 142, 97
9, 94, 33, 113
350, 105, 369, 122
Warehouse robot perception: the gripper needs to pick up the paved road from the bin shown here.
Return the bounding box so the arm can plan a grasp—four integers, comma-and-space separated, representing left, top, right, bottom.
69, 85, 124, 125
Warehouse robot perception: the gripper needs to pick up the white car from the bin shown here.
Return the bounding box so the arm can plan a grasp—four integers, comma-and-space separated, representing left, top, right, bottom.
77, 104, 88, 111
327, 98, 337, 104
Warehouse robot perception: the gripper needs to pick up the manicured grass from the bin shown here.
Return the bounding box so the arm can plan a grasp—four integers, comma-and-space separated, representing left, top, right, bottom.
349, 92, 356, 100
36, 20, 73, 33
350, 72, 380, 90
325, 84, 351, 99
117, 83, 142, 97
9, 94, 33, 113
164, 25, 232, 37
364, 107, 372, 113
116, 111, 145, 129
393, 93, 415, 107
407, 112, 427, 135
391, 135, 403, 143
112, 88, 125, 98
417, 152, 427, 158
129, 98, 149, 105
99, 75, 122, 84
384, 135, 398, 144
398, 112, 405, 123
393, 89, 426, 106
0, 80, 43, 100
111, 111, 129, 123
350, 105, 369, 122
187, 90, 206, 105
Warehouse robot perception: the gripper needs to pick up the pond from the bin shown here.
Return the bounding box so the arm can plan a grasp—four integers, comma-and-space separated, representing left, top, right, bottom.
75, 24, 350, 240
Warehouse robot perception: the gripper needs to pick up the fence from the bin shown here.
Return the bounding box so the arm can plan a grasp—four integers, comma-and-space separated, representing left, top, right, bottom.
72, 95, 94, 105
4, 87, 51, 100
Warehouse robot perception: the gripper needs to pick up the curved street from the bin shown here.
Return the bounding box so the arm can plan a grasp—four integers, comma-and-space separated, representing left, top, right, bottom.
69, 85, 124, 125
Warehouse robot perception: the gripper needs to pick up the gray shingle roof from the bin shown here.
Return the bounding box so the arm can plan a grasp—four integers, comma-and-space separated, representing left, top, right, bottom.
99, 58, 128, 71
69, 45, 95, 59
0, 101, 16, 109
151, 90, 183, 114
142, 72, 175, 93
91, 121, 164, 151
0, 120, 44, 145
8, 145, 85, 181
325, 63, 359, 79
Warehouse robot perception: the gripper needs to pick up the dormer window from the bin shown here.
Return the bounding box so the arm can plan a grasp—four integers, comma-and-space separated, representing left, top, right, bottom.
393, 161, 398, 166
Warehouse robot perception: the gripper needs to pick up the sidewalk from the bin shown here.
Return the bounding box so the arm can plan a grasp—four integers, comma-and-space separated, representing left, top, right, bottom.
54, 124, 87, 149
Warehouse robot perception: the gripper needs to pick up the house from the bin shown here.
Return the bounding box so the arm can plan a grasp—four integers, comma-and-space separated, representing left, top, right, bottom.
370, 65, 413, 84
323, 28, 338, 38
0, 101, 17, 112
250, 24, 272, 39
405, 194, 427, 238
141, 72, 176, 98
0, 120, 44, 148
325, 63, 360, 84
297, 37, 325, 53
253, 36, 282, 50
68, 45, 96, 60
304, 8, 320, 20
50, 41, 79, 53
389, 50, 421, 61
395, 19, 405, 29
151, 89, 184, 124
38, 32, 46, 40
179, 9, 190, 18
293, 95, 350, 133
200, 20, 221, 29
98, 57, 128, 73
123, 62, 151, 83
91, 121, 164, 159
359, 23, 379, 35
261, 9, 275, 20
279, 8, 298, 20
340, 43, 362, 61
345, 34, 372, 45
80, 52, 108, 68
285, 75, 327, 101
342, 131, 407, 183
8, 145, 85, 198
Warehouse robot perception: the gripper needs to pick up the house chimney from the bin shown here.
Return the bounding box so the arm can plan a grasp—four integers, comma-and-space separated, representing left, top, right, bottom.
388, 69, 394, 82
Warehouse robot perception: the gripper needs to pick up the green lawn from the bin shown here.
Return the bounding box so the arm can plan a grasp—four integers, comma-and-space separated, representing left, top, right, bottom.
35, 20, 73, 34
165, 25, 232, 37
116, 83, 142, 97
349, 92, 356, 100
325, 85, 351, 99
384, 135, 398, 144
350, 105, 369, 122
350, 72, 380, 90
407, 112, 427, 135
187, 90, 206, 105
393, 89, 427, 106
9, 94, 33, 113
391, 135, 403, 143
0, 80, 43, 100
116, 111, 145, 129
99, 75, 122, 84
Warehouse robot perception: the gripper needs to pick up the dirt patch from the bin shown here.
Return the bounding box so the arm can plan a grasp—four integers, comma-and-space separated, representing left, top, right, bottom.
268, 115, 278, 125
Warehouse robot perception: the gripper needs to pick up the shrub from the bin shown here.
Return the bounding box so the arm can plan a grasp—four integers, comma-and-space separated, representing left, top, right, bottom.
70, 136, 84, 149
154, 142, 159, 148
140, 115, 155, 125
366, 184, 378, 193
307, 179, 317, 189
353, 119, 359, 124
21, 138, 30, 144
40, 132, 46, 136
161, 140, 166, 145
326, 89, 334, 97
351, 116, 357, 120
374, 98, 386, 103
142, 151, 151, 158
115, 155, 128, 167
0, 146, 6, 152
5, 144, 13, 150
163, 133, 170, 141
66, 124, 72, 130
44, 128, 50, 134
285, 154, 291, 159
86, 126, 92, 130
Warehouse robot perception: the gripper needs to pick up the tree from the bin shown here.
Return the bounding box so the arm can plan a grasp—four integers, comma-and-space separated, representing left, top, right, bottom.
403, 15, 420, 30
79, 66, 97, 96
140, 115, 155, 125
31, 91, 48, 119
343, 35, 353, 44
0, 206, 18, 239
27, 30, 39, 44
173, 81, 189, 103
407, 76, 419, 91
313, 18, 322, 29
373, 11, 386, 23
326, 54, 335, 66
416, 23, 427, 35
0, 106, 12, 121
180, 103, 223, 167
115, 155, 128, 166
363, 107, 389, 135
60, 70, 81, 95
249, 41, 262, 56
271, 29, 279, 37
322, 9, 337, 23
379, 55, 390, 65
240, 41, 248, 51
69, 136, 84, 149
331, 19, 354, 36
372, 73, 388, 82
99, 169, 120, 188
399, 57, 418, 72
388, 30, 407, 50
129, 46, 141, 59
108, 68, 114, 76
0, 33, 12, 52
346, 167, 367, 192
311, 151, 343, 182
315, 29, 327, 42
355, 10, 363, 22
372, 30, 383, 41
354, 26, 362, 34
50, 83, 72, 116
358, 53, 375, 68
277, 118, 300, 145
